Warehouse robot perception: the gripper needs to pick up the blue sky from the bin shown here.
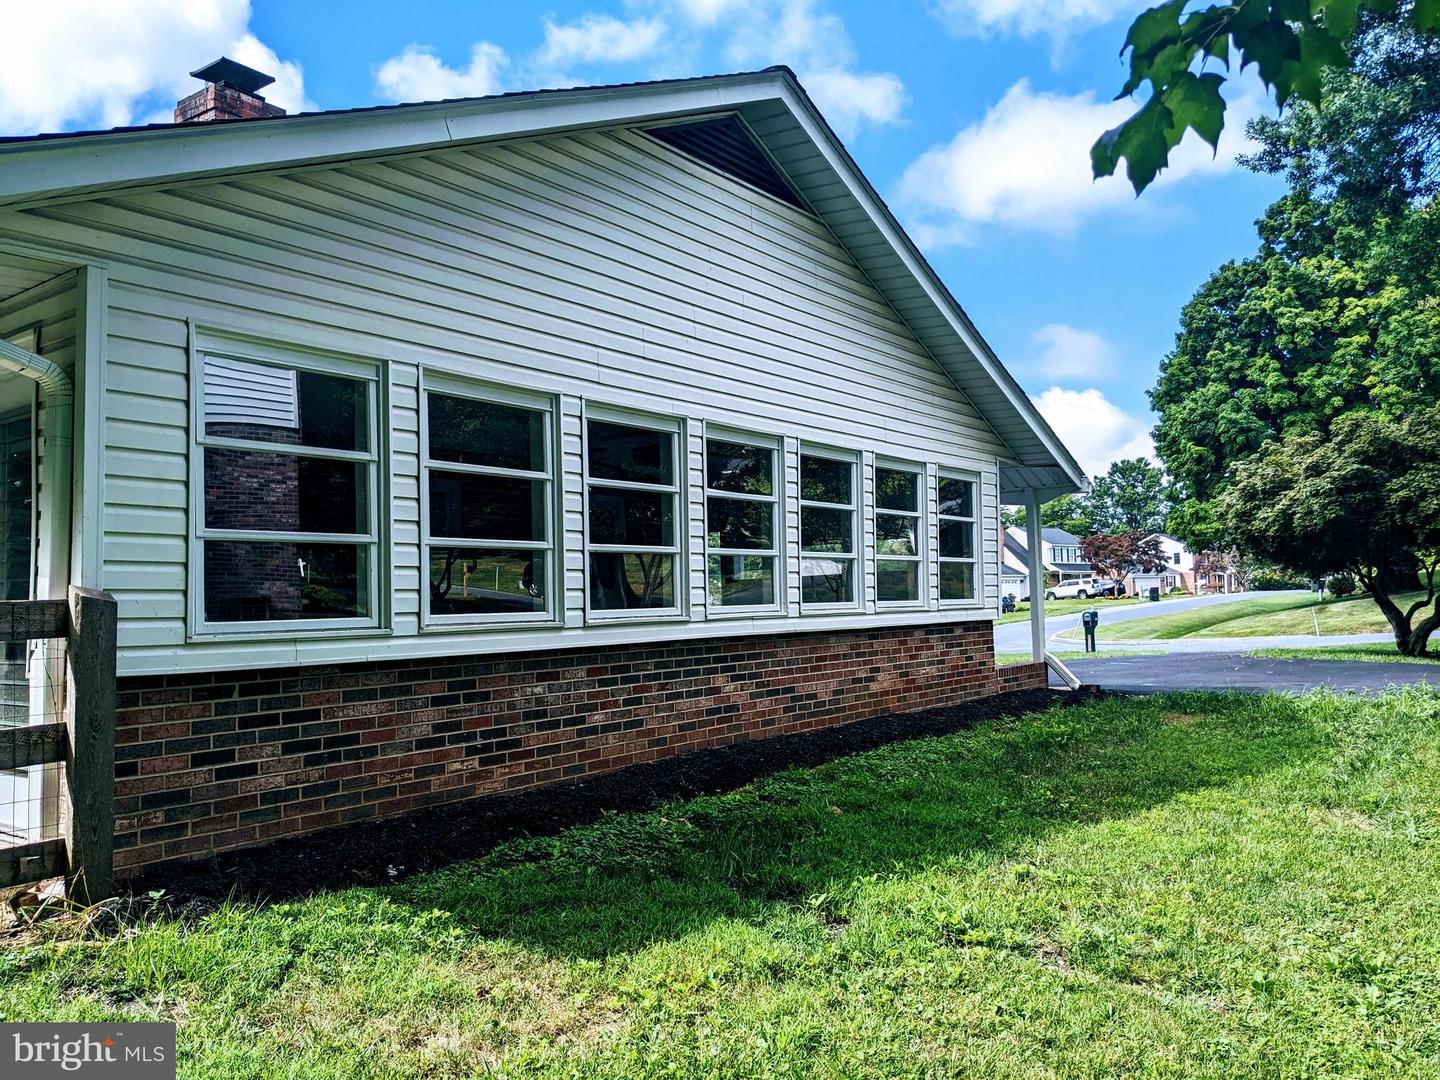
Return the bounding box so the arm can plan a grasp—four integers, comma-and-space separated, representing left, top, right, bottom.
5, 1, 1284, 475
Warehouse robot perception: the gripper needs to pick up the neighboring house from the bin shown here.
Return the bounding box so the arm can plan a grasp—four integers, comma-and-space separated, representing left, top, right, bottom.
1000, 532, 1030, 598
0, 61, 1085, 874
1004, 526, 1093, 587
1126, 533, 1242, 595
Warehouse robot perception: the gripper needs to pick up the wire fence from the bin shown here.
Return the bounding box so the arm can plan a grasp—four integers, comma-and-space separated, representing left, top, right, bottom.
0, 635, 66, 850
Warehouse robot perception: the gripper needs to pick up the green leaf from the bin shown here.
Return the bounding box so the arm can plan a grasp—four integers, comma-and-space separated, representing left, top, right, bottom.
1165, 71, 1228, 150
1100, 97, 1178, 193
1317, 0, 1360, 39
1414, 0, 1440, 31
1242, 21, 1304, 101
1123, 0, 1187, 59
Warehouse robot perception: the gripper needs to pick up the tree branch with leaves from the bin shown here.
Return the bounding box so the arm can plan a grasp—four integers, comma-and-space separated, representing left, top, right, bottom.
1095, 0, 1440, 192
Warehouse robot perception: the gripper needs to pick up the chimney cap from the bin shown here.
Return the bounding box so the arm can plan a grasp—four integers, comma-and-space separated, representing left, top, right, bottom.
189, 57, 275, 95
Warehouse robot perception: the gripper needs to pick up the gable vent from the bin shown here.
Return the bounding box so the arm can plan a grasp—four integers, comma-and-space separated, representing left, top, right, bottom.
642, 115, 807, 211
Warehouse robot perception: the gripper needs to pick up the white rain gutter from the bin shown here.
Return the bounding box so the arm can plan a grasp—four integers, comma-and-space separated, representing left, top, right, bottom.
0, 336, 73, 601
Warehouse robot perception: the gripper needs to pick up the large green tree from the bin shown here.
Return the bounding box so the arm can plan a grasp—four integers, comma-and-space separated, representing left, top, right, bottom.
1152, 194, 1440, 517
1220, 407, 1440, 654
1087, 458, 1171, 534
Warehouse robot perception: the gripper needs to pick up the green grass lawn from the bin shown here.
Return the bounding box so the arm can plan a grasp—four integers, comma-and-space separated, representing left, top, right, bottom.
1249, 643, 1440, 665
6, 689, 1440, 1077
1082, 591, 1415, 642
997, 594, 1142, 624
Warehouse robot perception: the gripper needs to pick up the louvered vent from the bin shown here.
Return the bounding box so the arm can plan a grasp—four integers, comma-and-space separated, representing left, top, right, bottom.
642, 115, 806, 211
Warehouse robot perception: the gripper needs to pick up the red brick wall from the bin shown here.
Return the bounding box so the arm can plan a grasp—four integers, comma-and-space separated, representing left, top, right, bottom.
112, 621, 1045, 876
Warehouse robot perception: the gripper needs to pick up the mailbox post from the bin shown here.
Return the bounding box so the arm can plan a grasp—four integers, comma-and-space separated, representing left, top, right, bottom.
1081, 608, 1099, 653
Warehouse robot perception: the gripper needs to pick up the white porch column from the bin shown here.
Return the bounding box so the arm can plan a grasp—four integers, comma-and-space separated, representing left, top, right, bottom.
1025, 488, 1045, 662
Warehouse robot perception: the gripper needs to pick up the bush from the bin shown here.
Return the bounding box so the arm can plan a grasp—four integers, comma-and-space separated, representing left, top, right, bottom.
1251, 568, 1311, 590
1327, 572, 1359, 598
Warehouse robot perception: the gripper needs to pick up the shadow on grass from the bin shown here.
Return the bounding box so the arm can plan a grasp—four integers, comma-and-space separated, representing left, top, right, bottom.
389, 690, 1326, 959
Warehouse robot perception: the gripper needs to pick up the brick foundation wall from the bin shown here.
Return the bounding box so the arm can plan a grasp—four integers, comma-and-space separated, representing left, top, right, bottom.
112, 621, 1047, 876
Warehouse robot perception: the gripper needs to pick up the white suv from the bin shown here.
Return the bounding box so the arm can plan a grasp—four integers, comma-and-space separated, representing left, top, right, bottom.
1046, 577, 1111, 600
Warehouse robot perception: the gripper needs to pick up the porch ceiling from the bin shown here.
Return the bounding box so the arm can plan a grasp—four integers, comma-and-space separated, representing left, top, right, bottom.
0, 254, 73, 307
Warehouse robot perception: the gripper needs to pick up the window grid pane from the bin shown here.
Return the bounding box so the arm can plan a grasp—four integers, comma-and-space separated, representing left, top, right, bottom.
586, 418, 681, 614
705, 437, 779, 609
800, 452, 857, 606
199, 355, 379, 627
938, 474, 978, 603
423, 388, 554, 623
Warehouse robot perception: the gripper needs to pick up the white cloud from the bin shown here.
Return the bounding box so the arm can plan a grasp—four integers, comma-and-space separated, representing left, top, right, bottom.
371, 1, 905, 138
1029, 323, 1116, 382
1032, 387, 1154, 474
229, 33, 313, 115
934, 0, 1136, 38
374, 42, 508, 103
631, 0, 907, 138
801, 70, 907, 135
0, 0, 312, 135
898, 77, 1265, 246
539, 15, 667, 66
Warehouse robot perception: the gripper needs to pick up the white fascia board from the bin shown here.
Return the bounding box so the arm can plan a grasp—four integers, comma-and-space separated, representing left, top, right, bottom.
770, 81, 1087, 496
0, 72, 785, 208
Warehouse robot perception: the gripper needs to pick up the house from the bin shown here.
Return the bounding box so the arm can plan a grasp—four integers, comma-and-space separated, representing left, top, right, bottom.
0, 61, 1084, 875
1000, 532, 1030, 598
1125, 533, 1242, 596
1004, 525, 1093, 587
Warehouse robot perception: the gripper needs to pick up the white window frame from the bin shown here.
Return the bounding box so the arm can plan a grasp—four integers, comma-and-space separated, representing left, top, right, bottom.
937, 469, 982, 608
874, 459, 926, 609
582, 405, 687, 622
798, 444, 862, 613
419, 374, 558, 629
703, 428, 783, 617
189, 335, 383, 638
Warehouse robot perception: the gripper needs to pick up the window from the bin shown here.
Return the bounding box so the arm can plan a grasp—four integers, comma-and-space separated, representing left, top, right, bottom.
585, 415, 682, 615
1173, 551, 1182, 565
938, 473, 978, 603
875, 463, 923, 604
423, 385, 553, 623
799, 450, 857, 606
705, 435, 779, 611
196, 352, 379, 628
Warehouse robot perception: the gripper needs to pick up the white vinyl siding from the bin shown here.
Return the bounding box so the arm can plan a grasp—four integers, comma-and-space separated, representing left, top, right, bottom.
0, 125, 1008, 674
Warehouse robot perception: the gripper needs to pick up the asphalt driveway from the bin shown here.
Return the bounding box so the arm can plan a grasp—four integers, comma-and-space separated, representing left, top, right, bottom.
1054, 652, 1440, 694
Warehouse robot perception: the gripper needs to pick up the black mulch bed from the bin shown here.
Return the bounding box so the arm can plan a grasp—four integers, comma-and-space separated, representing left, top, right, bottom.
129, 686, 1094, 904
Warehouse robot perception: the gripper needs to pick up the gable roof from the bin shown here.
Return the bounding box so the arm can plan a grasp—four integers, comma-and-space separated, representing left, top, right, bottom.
0, 67, 1085, 501
1042, 527, 1081, 545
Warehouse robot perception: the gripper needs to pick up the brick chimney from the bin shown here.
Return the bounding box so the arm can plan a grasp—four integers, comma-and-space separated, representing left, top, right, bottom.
175, 57, 286, 123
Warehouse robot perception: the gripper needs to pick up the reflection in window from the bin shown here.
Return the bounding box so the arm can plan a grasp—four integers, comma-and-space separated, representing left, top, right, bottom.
800, 451, 857, 605
586, 417, 680, 613
198, 355, 377, 625
939, 474, 978, 602
425, 389, 552, 620
705, 437, 779, 610
876, 464, 923, 603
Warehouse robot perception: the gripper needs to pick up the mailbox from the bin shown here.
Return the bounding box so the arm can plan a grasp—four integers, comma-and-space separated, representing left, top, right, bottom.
1081, 607, 1100, 652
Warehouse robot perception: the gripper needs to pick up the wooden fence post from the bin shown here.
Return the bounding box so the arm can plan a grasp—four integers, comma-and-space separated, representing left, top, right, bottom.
65, 586, 117, 904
